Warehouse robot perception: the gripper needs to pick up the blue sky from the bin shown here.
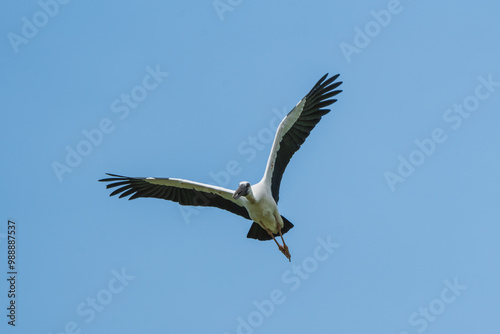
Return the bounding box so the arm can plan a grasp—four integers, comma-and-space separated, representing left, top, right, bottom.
1, 0, 500, 333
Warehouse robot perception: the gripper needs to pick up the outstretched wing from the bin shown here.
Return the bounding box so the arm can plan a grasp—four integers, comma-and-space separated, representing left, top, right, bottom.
99, 173, 250, 219
262, 73, 342, 203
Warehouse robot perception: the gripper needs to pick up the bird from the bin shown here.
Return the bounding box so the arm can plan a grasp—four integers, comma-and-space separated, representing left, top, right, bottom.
99, 73, 342, 261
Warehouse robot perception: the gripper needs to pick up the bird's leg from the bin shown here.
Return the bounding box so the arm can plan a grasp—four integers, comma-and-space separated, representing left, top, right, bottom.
263, 225, 281, 248
274, 213, 291, 261
278, 228, 291, 261
262, 224, 291, 262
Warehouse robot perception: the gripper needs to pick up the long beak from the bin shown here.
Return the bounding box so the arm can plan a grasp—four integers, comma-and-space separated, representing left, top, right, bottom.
232, 185, 245, 199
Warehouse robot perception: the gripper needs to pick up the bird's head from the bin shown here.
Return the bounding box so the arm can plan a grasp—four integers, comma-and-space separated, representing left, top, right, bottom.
232, 181, 251, 199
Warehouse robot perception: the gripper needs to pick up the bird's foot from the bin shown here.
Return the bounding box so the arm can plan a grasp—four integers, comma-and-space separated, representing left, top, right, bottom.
279, 244, 291, 262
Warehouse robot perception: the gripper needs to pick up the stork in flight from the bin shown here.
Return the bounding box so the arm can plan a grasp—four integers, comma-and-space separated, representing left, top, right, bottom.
99, 73, 342, 261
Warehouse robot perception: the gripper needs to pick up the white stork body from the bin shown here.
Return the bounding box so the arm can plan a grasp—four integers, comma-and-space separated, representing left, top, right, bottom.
100, 74, 342, 261
241, 181, 283, 234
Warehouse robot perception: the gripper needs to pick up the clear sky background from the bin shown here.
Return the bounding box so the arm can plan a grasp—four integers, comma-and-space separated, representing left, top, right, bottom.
1, 1, 500, 333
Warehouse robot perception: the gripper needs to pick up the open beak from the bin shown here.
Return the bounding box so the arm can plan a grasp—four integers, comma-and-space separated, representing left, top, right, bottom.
232, 185, 245, 199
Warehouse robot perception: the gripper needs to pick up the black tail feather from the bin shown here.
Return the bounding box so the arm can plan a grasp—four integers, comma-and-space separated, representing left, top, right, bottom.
246, 216, 294, 241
